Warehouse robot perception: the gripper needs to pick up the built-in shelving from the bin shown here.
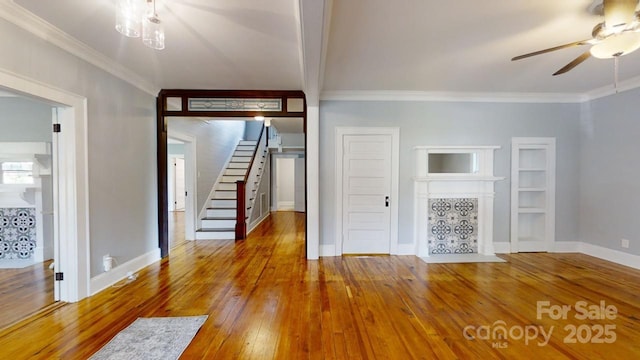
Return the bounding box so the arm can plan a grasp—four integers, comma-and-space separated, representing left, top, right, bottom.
510, 138, 555, 252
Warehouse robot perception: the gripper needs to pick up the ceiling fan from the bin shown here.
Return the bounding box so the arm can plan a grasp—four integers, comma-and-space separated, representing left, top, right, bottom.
512, 0, 640, 75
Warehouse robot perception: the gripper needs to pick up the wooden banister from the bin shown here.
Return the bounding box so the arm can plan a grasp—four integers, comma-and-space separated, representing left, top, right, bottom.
235, 180, 246, 240
235, 124, 266, 240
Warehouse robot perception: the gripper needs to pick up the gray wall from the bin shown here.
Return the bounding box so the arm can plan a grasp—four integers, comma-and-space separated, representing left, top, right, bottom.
244, 121, 264, 141
319, 100, 582, 248
579, 89, 640, 255
0, 17, 158, 277
280, 133, 305, 147
167, 119, 245, 214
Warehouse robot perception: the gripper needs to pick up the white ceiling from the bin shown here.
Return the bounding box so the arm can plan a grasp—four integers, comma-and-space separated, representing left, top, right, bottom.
11, 0, 640, 98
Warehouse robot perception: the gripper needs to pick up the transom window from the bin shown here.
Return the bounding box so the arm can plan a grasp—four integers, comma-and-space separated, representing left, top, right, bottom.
1, 161, 34, 184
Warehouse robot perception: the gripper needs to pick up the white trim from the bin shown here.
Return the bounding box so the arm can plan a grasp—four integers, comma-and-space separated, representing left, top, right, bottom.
89, 248, 161, 296
335, 126, 400, 256
277, 201, 295, 210
510, 137, 556, 253
579, 243, 640, 270
0, 67, 90, 302
306, 106, 320, 259
319, 244, 337, 257
493, 242, 511, 254
294, 0, 305, 94
167, 155, 183, 212
585, 74, 640, 101
297, 0, 333, 106
320, 90, 587, 104
167, 131, 197, 241
0, 1, 158, 96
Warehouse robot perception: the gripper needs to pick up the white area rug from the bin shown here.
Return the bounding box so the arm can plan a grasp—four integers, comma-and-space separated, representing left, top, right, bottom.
0, 259, 35, 269
90, 316, 208, 360
420, 254, 507, 264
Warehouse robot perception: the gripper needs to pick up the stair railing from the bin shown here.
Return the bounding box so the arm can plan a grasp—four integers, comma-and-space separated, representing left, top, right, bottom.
235, 125, 266, 240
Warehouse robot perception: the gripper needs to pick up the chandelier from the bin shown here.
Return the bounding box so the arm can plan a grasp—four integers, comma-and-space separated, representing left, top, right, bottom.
115, 0, 165, 50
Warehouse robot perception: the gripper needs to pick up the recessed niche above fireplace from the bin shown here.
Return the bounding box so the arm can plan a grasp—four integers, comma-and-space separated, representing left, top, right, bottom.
413, 146, 504, 257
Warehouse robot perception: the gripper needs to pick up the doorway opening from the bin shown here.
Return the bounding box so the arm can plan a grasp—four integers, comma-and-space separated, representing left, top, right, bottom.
0, 69, 91, 317
168, 137, 186, 249
156, 90, 307, 257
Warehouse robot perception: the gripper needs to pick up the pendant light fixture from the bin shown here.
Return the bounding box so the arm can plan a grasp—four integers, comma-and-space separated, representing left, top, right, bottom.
143, 0, 165, 50
115, 0, 165, 50
115, 0, 142, 38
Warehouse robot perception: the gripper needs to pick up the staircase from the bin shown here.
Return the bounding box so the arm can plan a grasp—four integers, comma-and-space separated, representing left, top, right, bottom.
195, 140, 264, 240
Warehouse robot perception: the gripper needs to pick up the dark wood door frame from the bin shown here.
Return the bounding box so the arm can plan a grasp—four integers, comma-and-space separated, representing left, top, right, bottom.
156, 90, 307, 257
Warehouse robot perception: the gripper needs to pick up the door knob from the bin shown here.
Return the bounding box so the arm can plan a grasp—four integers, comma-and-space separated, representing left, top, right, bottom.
385, 196, 390, 207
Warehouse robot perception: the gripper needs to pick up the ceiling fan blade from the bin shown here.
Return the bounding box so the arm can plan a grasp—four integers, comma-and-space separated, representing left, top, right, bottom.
603, 0, 638, 28
511, 40, 590, 61
552, 51, 592, 76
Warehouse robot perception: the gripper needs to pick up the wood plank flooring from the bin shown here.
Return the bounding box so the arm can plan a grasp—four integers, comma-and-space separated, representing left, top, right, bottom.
0, 259, 54, 330
0, 211, 639, 359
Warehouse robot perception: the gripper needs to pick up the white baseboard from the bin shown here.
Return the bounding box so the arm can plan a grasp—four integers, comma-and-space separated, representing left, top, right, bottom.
580, 242, 640, 270
493, 240, 639, 270
493, 242, 511, 253
90, 248, 161, 295
395, 243, 416, 255
277, 201, 295, 211
319, 244, 337, 257
248, 212, 271, 235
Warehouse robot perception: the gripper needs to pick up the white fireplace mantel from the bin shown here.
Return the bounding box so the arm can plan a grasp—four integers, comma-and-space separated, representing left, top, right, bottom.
413, 146, 504, 257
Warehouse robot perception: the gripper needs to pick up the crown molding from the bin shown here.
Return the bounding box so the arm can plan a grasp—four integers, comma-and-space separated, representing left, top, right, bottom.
585, 73, 640, 101
320, 90, 588, 104
0, 1, 159, 96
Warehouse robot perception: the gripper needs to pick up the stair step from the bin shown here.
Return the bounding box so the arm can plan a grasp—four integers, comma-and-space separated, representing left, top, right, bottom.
236, 145, 255, 151
206, 208, 236, 217
228, 162, 250, 169
239, 140, 257, 146
225, 169, 247, 176
210, 199, 235, 207
195, 229, 235, 240
214, 191, 236, 199
221, 175, 244, 182
234, 150, 254, 157
201, 218, 236, 228
216, 183, 236, 191
231, 157, 251, 163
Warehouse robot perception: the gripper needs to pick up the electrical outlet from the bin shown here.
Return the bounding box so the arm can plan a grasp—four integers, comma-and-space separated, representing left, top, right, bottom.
621, 239, 630, 249
103, 254, 113, 272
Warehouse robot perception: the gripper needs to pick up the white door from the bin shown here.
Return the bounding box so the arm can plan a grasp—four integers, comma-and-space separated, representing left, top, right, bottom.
294, 157, 305, 212
174, 157, 185, 211
276, 158, 295, 210
342, 134, 392, 254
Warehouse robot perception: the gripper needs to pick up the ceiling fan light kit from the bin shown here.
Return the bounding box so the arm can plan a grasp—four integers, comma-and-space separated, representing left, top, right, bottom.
513, 0, 640, 75
115, 0, 165, 50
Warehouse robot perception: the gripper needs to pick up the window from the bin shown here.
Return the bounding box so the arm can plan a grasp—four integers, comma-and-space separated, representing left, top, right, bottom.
1, 161, 34, 184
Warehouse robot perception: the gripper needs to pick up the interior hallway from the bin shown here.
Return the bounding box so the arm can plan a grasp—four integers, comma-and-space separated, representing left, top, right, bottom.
0, 211, 638, 358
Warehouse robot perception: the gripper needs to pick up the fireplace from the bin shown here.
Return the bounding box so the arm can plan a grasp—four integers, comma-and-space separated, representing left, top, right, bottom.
413, 146, 504, 257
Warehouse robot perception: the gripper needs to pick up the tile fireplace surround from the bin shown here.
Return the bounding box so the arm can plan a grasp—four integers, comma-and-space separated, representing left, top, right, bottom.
413, 146, 504, 257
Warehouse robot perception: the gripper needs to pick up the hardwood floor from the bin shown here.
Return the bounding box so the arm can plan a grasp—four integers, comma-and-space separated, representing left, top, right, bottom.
0, 211, 639, 359
169, 210, 186, 249
0, 259, 54, 330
